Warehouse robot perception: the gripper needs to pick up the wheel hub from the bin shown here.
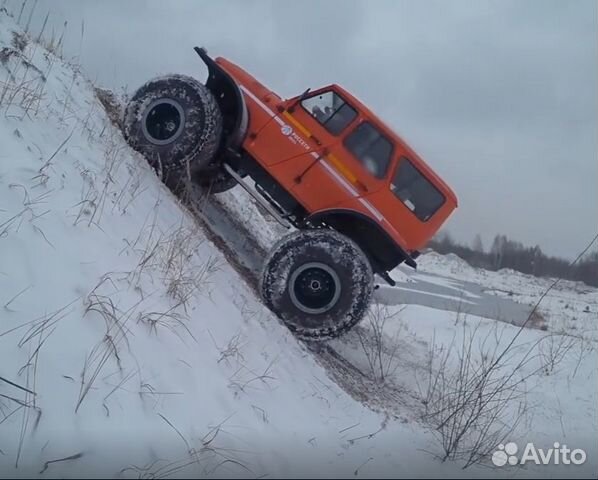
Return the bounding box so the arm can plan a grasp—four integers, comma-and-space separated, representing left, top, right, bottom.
289, 262, 341, 314
141, 98, 185, 145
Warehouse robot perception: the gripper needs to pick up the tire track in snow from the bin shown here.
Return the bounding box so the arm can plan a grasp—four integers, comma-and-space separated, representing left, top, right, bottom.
182, 186, 412, 415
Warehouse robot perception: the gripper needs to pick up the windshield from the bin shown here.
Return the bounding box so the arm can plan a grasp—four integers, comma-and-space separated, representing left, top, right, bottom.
391, 157, 445, 221
301, 90, 357, 135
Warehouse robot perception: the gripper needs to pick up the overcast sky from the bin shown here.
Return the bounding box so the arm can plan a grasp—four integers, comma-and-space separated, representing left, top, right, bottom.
13, 0, 598, 259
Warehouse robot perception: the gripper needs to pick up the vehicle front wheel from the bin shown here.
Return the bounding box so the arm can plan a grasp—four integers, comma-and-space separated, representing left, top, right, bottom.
123, 74, 222, 184
261, 229, 374, 340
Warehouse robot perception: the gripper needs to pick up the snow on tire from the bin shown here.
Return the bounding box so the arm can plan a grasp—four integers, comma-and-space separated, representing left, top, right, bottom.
261, 229, 374, 341
123, 74, 222, 180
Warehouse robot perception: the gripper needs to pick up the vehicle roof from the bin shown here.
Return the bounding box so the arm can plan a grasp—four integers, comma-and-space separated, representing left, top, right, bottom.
332, 84, 458, 206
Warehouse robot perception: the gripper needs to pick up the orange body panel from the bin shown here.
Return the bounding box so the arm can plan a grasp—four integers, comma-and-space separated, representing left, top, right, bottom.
215, 57, 458, 253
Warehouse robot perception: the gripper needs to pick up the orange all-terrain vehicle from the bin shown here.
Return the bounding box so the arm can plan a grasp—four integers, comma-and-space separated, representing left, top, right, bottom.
123, 47, 458, 340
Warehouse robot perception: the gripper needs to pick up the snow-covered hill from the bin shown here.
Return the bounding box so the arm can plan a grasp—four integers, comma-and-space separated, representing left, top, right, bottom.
0, 10, 596, 479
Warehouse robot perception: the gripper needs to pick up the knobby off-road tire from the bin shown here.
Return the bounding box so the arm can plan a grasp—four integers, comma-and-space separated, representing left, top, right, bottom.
261, 229, 374, 341
123, 74, 222, 187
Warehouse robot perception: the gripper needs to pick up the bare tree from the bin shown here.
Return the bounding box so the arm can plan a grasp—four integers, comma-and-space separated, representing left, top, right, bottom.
472, 234, 484, 253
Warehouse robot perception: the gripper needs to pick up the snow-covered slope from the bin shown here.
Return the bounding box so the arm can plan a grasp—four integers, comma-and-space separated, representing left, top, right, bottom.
0, 10, 596, 479
0, 11, 425, 478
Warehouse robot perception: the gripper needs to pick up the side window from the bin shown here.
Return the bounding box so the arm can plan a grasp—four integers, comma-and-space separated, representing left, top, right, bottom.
301, 91, 357, 135
343, 122, 393, 179
391, 157, 445, 221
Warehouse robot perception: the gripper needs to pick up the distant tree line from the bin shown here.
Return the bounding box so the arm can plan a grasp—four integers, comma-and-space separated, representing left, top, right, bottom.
428, 232, 598, 287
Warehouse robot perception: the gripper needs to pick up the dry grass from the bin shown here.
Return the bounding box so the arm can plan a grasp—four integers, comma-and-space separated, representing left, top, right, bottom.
209, 330, 246, 367
0, 183, 53, 241
228, 355, 278, 397
0, 298, 77, 467
418, 311, 593, 467
419, 320, 532, 467
0, 4, 56, 120
120, 413, 255, 478
123, 207, 221, 311
356, 302, 404, 383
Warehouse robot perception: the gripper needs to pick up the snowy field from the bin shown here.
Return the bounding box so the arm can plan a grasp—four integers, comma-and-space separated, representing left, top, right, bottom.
0, 10, 596, 479
415, 252, 598, 339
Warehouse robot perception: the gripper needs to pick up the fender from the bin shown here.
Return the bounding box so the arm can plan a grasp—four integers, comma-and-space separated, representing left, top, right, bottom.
194, 47, 248, 151
307, 208, 418, 273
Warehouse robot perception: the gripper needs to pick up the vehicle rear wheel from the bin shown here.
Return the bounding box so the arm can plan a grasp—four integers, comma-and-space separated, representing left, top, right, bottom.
123, 74, 222, 182
192, 163, 237, 194
261, 229, 374, 340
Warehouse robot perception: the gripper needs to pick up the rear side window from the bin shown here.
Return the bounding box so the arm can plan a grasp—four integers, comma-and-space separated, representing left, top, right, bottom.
301, 91, 357, 135
344, 122, 393, 179
391, 158, 445, 221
